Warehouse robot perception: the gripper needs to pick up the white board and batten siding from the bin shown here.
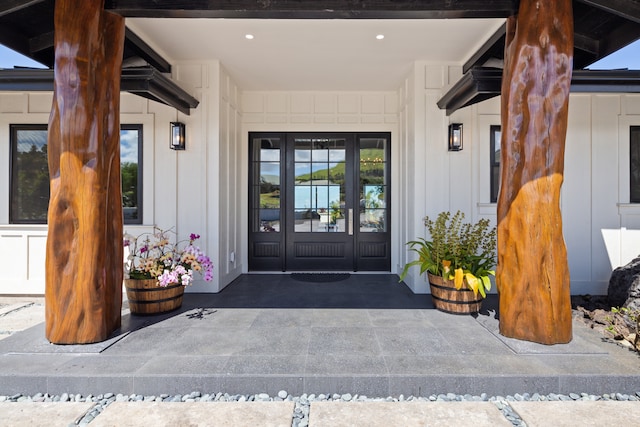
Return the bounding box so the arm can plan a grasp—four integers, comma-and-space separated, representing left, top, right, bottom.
0, 63, 639, 296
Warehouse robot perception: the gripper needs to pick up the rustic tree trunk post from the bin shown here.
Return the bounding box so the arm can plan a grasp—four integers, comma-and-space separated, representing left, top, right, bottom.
46, 0, 125, 344
497, 0, 574, 344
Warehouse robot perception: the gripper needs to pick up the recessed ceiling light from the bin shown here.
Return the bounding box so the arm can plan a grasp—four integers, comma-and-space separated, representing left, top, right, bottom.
245, 34, 254, 40
376, 34, 385, 40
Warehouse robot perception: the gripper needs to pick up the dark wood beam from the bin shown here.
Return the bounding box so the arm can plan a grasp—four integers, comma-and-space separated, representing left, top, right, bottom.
463, 22, 506, 73
0, 26, 31, 57
574, 31, 600, 55
0, 0, 46, 18
29, 31, 54, 53
20, 27, 172, 73
124, 28, 171, 73
576, 0, 640, 24
105, 0, 517, 19
598, 20, 640, 59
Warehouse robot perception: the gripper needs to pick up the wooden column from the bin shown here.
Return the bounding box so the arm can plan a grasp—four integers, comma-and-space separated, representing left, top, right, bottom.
497, 0, 573, 344
45, 0, 125, 344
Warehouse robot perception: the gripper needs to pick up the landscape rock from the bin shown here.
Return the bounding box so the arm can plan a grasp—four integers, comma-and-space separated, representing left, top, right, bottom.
608, 256, 640, 310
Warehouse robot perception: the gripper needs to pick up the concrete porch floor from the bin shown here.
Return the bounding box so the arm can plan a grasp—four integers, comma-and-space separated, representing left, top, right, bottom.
0, 274, 639, 397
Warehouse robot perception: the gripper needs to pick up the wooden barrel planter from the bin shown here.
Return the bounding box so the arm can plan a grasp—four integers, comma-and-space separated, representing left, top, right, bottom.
124, 279, 184, 315
427, 273, 483, 315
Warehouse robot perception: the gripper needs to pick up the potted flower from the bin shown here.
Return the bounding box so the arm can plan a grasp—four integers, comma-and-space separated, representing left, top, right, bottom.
399, 211, 497, 314
123, 227, 213, 315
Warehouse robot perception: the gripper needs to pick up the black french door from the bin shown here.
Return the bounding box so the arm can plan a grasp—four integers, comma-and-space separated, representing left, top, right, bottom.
249, 132, 390, 271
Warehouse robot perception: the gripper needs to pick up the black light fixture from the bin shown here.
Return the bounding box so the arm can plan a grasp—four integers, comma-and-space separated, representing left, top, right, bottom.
170, 122, 186, 150
448, 123, 463, 151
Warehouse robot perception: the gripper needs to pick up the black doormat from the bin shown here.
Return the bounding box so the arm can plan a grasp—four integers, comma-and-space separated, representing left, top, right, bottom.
291, 273, 351, 283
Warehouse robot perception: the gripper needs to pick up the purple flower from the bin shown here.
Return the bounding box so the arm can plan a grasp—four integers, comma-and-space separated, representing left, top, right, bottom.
124, 228, 213, 286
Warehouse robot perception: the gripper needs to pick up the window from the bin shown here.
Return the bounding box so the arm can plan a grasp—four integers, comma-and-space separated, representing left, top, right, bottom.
632, 126, 640, 203
490, 125, 501, 203
9, 124, 143, 224
10, 125, 49, 223
120, 125, 143, 223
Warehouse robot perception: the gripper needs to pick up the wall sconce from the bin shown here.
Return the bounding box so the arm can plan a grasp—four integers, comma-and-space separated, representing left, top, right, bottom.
170, 122, 186, 150
448, 123, 463, 151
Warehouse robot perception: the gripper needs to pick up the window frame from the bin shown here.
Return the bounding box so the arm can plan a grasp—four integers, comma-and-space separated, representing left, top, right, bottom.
631, 126, 640, 203
489, 125, 501, 204
120, 124, 144, 225
9, 124, 49, 224
9, 123, 144, 225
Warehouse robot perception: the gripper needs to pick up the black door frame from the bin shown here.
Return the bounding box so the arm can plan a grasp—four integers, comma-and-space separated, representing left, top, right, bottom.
248, 131, 391, 272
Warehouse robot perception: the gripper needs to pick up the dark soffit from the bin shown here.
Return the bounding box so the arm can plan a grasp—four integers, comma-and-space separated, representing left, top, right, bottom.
2, 0, 640, 116
437, 67, 640, 115
0, 67, 199, 115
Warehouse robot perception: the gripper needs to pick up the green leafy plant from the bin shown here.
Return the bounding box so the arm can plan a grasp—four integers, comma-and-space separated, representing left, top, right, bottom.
399, 211, 497, 297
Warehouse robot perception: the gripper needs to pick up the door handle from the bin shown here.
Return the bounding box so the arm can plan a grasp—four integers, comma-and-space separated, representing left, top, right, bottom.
348, 208, 353, 235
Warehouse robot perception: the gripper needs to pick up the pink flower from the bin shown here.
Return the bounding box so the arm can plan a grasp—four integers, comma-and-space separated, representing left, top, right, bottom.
158, 269, 177, 287
124, 228, 213, 286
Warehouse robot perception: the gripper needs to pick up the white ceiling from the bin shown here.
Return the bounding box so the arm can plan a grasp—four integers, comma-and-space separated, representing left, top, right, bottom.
127, 18, 504, 91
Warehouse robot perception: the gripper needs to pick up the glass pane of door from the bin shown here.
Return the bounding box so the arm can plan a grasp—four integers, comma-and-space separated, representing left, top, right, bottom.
294, 137, 346, 233
360, 138, 387, 232
252, 137, 282, 232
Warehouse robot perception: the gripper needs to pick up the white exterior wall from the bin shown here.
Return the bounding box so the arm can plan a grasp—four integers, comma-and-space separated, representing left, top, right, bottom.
1, 65, 639, 296
396, 64, 640, 296
216, 65, 244, 289
426, 92, 640, 296
398, 63, 468, 294
172, 61, 244, 292
0, 60, 244, 294
0, 92, 163, 294
0, 93, 51, 294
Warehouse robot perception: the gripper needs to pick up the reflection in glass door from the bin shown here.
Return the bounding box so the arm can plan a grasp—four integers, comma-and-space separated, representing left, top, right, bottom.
360, 137, 387, 233
357, 137, 389, 270
249, 134, 285, 270
248, 132, 390, 271
286, 135, 354, 270
293, 138, 346, 233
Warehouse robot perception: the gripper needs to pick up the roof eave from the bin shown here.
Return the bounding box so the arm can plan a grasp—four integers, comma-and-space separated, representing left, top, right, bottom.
0, 67, 199, 115
438, 68, 640, 115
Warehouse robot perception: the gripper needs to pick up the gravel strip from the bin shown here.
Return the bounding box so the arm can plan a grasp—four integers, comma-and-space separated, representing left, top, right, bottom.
1, 391, 639, 426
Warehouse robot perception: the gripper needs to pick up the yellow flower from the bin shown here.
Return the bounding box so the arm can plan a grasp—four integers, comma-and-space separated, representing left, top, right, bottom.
454, 268, 464, 290
466, 274, 480, 296
442, 260, 451, 275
